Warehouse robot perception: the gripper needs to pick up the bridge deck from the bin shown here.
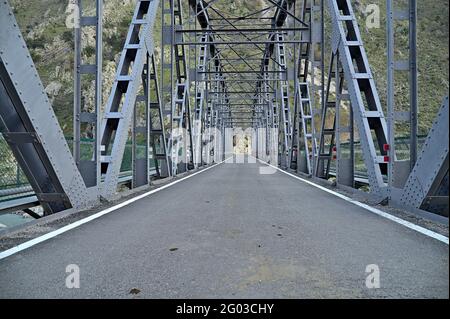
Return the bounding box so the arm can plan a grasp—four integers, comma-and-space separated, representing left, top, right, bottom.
0, 161, 448, 298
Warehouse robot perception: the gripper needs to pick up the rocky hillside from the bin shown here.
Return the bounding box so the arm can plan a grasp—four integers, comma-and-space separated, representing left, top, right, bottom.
9, 0, 449, 136
10, 0, 137, 136
354, 0, 449, 134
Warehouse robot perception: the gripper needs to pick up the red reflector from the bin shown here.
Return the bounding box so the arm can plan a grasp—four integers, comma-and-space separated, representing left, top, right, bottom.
383, 144, 390, 152
332, 155, 337, 160
384, 156, 390, 162
332, 146, 337, 152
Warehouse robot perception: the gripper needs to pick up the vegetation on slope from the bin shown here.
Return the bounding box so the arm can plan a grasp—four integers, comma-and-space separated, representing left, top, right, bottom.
8, 0, 449, 137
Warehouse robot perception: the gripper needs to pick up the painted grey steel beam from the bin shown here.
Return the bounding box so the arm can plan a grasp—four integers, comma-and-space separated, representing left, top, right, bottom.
132, 57, 150, 188
100, 0, 159, 198
168, 0, 195, 175
176, 27, 308, 34
409, 0, 418, 169
387, 0, 395, 191
0, 1, 93, 214
316, 53, 340, 179
148, 55, 170, 178
73, 0, 103, 188
326, 0, 389, 195
193, 35, 208, 167
309, 0, 325, 178
387, 0, 419, 192
291, 1, 316, 174
176, 40, 309, 46
399, 97, 449, 211
275, 33, 293, 169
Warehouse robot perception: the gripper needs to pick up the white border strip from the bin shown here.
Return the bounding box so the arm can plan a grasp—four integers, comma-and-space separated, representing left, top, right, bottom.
257, 158, 449, 245
0, 161, 227, 260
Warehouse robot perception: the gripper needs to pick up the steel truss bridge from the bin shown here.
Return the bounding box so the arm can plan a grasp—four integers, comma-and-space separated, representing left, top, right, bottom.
0, 0, 448, 298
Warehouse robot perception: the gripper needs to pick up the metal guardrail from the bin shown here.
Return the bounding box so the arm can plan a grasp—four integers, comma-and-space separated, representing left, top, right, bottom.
0, 134, 157, 212
327, 135, 427, 184
0, 134, 31, 202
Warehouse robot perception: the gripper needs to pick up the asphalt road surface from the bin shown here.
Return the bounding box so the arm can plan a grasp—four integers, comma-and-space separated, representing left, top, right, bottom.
0, 161, 448, 298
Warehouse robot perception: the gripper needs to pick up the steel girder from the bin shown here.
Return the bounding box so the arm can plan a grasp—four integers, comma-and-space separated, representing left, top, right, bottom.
294, 82, 317, 175
386, 0, 419, 190
275, 33, 293, 168
171, 81, 190, 174
131, 60, 150, 189
290, 0, 317, 174
316, 53, 344, 179
333, 54, 355, 187
259, 0, 299, 165
162, 0, 195, 175
0, 1, 93, 215
131, 53, 170, 188
308, 0, 325, 176
148, 55, 171, 179
399, 98, 449, 215
73, 0, 103, 188
100, 0, 159, 198
323, 0, 389, 195
192, 35, 209, 167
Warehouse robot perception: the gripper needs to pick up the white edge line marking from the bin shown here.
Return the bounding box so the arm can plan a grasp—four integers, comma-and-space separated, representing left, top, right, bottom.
0, 160, 229, 260
256, 158, 449, 245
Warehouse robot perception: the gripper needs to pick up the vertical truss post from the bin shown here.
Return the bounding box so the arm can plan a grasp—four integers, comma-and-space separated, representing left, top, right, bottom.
161, 0, 175, 175
276, 33, 292, 169
387, 0, 395, 190
334, 57, 354, 187
221, 115, 226, 161
166, 0, 194, 175
204, 99, 213, 164
212, 108, 217, 163
172, 82, 188, 174
387, 0, 419, 193
204, 54, 216, 165
211, 61, 221, 163
292, 0, 317, 174
149, 55, 170, 178
73, 0, 103, 188
263, 67, 272, 159
132, 55, 150, 188
310, 0, 325, 176
297, 0, 312, 83
289, 0, 298, 170
297, 82, 318, 175
409, 0, 418, 169
316, 53, 341, 179
217, 110, 224, 162
193, 35, 208, 167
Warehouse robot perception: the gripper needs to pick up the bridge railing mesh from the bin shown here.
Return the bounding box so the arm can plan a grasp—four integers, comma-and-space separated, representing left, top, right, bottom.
1, 135, 158, 203
0, 128, 428, 204
0, 133, 33, 202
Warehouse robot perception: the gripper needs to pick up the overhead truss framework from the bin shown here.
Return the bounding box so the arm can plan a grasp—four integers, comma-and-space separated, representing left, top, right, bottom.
1, 0, 448, 217
187, 0, 303, 164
